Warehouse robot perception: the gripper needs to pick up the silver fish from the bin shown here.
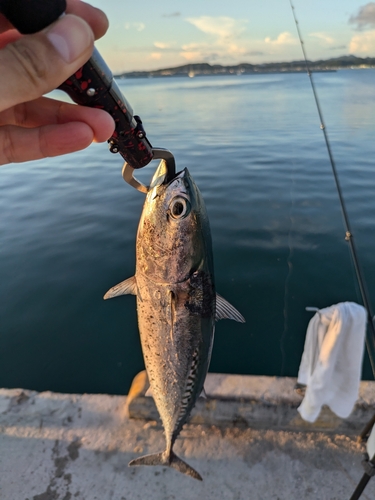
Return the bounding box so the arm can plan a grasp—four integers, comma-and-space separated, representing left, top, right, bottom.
104, 163, 245, 480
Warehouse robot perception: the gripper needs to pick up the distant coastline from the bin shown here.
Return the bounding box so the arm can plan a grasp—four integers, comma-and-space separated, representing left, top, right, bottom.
115, 55, 375, 79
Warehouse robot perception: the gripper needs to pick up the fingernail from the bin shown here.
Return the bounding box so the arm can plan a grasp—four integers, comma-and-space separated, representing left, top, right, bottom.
46, 14, 94, 64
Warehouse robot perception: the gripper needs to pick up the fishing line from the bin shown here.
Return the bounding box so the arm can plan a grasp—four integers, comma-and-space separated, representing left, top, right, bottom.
280, 150, 297, 377
289, 0, 375, 377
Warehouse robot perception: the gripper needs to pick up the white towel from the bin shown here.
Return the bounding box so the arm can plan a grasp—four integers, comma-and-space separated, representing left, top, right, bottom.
297, 301, 367, 423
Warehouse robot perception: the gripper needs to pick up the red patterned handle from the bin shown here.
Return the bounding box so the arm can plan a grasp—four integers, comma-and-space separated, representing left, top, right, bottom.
59, 49, 153, 168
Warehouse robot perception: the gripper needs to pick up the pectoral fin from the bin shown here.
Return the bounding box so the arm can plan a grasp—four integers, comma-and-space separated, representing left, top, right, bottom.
104, 276, 137, 300
215, 293, 245, 323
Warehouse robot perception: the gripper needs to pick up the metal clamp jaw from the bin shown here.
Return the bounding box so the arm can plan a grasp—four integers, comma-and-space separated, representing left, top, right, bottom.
122, 148, 176, 193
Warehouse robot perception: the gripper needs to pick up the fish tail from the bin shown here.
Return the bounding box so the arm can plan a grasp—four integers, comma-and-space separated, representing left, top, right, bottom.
169, 451, 203, 481
128, 450, 202, 481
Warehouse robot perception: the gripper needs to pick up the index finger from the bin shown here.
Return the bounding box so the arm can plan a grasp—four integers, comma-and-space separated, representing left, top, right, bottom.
0, 13, 13, 33
66, 0, 109, 40
0, 29, 20, 49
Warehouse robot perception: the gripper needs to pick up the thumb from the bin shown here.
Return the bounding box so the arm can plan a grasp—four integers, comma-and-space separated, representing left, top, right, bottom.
0, 14, 95, 112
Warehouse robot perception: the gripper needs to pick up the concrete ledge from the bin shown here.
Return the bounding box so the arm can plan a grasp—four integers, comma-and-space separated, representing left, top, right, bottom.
127, 372, 375, 435
2, 377, 375, 499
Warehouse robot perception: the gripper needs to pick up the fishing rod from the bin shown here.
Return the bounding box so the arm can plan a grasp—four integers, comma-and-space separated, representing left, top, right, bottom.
289, 0, 375, 374
289, 3, 375, 499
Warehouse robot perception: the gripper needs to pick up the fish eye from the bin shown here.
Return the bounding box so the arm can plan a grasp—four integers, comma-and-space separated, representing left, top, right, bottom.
169, 197, 190, 219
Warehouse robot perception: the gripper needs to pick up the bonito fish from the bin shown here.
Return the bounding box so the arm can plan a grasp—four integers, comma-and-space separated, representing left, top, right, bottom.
104, 162, 245, 480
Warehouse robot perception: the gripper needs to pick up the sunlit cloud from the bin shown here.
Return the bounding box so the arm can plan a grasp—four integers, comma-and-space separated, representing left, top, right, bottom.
124, 22, 145, 32
178, 29, 301, 64
180, 42, 203, 61
180, 51, 201, 61
180, 17, 303, 64
179, 42, 227, 62
349, 29, 375, 53
186, 16, 248, 39
309, 32, 334, 44
264, 32, 298, 46
349, 2, 375, 30
227, 43, 248, 55
150, 52, 162, 60
154, 42, 171, 49
181, 17, 252, 62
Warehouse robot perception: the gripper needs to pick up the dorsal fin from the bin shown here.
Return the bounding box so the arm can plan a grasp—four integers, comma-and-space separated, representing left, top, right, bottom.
103, 276, 137, 300
215, 293, 245, 323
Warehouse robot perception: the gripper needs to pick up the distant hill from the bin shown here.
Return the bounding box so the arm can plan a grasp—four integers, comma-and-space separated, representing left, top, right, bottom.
115, 55, 375, 78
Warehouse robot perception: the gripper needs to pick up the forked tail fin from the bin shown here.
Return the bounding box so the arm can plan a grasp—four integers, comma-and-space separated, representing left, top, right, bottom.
128, 450, 202, 481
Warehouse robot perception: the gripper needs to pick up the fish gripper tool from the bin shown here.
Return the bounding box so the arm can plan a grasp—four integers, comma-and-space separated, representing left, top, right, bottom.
122, 148, 176, 194
0, 0, 177, 188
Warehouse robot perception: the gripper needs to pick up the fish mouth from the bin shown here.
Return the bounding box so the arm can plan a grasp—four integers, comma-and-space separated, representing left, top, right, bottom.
167, 168, 190, 185
148, 148, 190, 188
148, 169, 184, 203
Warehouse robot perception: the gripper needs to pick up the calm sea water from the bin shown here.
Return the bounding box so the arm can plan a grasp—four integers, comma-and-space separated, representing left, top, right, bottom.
1, 70, 375, 394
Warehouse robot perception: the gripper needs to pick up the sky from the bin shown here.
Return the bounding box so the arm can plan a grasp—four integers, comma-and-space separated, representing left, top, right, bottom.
87, 0, 375, 73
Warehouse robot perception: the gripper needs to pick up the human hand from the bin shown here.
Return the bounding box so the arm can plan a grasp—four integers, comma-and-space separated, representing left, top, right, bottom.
0, 0, 115, 164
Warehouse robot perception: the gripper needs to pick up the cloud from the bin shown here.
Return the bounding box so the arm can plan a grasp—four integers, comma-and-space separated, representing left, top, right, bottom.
349, 2, 375, 30
180, 50, 201, 61
349, 29, 375, 53
181, 43, 200, 51
150, 52, 162, 60
124, 22, 145, 32
162, 12, 181, 18
179, 40, 247, 60
309, 32, 334, 44
244, 51, 264, 56
264, 32, 298, 46
154, 42, 171, 49
180, 42, 202, 61
186, 16, 247, 39
181, 16, 251, 62
330, 45, 347, 50
227, 43, 249, 55
178, 28, 302, 64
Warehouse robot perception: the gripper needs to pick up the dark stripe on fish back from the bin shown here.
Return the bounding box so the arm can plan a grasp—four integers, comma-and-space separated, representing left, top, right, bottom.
169, 290, 176, 343
174, 348, 200, 434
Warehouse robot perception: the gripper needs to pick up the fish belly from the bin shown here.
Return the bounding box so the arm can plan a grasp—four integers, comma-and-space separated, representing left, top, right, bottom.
135, 272, 214, 439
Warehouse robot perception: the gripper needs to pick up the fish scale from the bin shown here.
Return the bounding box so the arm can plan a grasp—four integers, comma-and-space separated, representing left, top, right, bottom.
104, 163, 245, 480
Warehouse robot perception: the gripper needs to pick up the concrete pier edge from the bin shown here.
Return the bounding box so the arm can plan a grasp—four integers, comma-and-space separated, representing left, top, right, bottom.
126, 372, 375, 435
2, 374, 375, 499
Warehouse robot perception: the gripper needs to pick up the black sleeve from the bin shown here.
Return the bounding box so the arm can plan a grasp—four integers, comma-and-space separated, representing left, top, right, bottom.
0, 0, 66, 34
